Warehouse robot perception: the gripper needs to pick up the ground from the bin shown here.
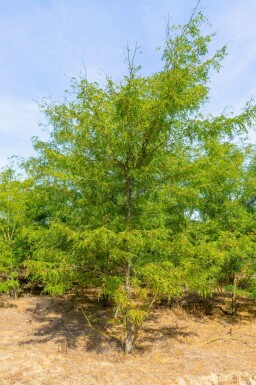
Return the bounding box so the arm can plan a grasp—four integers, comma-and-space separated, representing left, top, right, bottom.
0, 292, 255, 385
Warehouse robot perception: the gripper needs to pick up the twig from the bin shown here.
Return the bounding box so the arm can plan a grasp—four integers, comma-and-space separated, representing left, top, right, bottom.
79, 306, 120, 340
64, 324, 76, 338
202, 336, 238, 345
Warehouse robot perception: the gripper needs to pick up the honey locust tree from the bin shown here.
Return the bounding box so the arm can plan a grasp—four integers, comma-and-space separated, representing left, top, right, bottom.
25, 12, 256, 353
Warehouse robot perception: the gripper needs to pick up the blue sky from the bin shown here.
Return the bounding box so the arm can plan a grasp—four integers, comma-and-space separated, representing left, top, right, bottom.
0, 0, 256, 167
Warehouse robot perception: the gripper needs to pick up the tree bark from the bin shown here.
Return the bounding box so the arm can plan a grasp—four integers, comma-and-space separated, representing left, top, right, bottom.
231, 273, 237, 315
125, 261, 133, 353
124, 175, 134, 353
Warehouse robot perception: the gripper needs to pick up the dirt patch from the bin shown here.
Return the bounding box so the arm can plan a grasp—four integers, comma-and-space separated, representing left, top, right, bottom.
0, 293, 255, 384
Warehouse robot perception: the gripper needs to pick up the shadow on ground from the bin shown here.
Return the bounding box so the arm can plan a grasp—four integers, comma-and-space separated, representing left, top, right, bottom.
18, 292, 203, 353
18, 290, 256, 354
20, 292, 123, 352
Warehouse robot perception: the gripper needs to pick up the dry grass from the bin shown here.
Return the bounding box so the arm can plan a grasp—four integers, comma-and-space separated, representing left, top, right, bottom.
0, 292, 255, 385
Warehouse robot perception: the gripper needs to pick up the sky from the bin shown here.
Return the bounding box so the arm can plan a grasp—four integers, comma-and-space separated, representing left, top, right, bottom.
0, 0, 256, 167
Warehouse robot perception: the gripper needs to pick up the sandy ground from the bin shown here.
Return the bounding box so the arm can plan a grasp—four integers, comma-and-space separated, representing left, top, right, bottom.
0, 293, 255, 385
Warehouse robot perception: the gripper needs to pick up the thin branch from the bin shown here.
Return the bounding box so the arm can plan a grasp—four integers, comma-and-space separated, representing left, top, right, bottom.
79, 306, 120, 340
10, 222, 16, 240
82, 60, 87, 80
133, 292, 159, 345
202, 336, 238, 345
125, 42, 140, 78
0, 225, 8, 242
165, 0, 202, 70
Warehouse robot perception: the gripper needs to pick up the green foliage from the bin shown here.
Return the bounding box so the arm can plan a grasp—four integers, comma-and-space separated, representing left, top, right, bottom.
11, 10, 256, 351
0, 168, 31, 296
25, 223, 75, 295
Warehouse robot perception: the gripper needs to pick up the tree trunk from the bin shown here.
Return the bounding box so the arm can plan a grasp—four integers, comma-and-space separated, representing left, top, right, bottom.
124, 176, 134, 353
231, 273, 237, 315
125, 317, 133, 353
124, 261, 133, 353
13, 288, 17, 300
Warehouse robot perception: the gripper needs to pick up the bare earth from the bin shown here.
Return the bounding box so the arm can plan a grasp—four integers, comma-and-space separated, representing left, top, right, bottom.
0, 293, 255, 385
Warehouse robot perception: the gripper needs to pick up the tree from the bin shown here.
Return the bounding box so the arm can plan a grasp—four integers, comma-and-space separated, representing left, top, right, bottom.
177, 140, 256, 313
25, 11, 256, 352
0, 168, 31, 298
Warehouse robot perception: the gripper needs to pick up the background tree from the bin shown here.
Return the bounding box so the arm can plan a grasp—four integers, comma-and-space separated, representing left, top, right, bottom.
0, 168, 31, 298
176, 140, 256, 312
